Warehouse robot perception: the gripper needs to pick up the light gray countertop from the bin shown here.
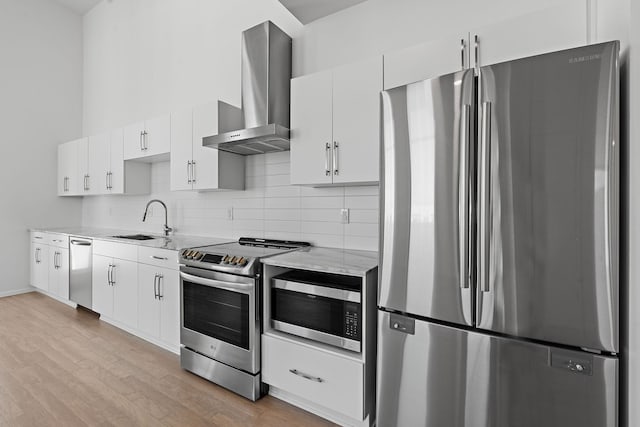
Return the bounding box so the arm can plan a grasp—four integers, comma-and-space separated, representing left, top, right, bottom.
30, 227, 232, 251
262, 246, 378, 276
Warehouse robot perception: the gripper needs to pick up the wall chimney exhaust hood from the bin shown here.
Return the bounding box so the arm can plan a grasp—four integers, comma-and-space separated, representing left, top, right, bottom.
203, 21, 292, 156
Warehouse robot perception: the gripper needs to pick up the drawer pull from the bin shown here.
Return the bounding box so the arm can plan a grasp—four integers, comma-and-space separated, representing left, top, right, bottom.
151, 255, 168, 260
289, 369, 324, 383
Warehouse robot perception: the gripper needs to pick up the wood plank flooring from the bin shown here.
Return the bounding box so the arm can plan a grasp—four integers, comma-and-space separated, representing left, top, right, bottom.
0, 292, 335, 426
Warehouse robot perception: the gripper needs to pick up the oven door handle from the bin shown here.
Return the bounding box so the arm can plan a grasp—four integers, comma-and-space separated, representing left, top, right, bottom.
180, 271, 254, 294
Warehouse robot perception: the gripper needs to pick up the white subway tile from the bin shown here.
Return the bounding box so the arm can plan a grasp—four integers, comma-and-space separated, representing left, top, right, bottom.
301, 197, 344, 209
264, 185, 301, 198
265, 174, 290, 187
265, 151, 290, 164
301, 209, 341, 222
232, 198, 264, 209
265, 209, 301, 221
344, 235, 379, 252
264, 197, 300, 209
345, 185, 379, 196
265, 162, 290, 176
301, 186, 345, 197
301, 233, 344, 249
345, 222, 378, 237
302, 221, 344, 235
264, 220, 302, 233
345, 195, 379, 209
347, 209, 379, 224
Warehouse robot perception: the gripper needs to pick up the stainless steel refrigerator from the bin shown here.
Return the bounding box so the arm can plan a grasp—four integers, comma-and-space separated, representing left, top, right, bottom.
377, 41, 619, 427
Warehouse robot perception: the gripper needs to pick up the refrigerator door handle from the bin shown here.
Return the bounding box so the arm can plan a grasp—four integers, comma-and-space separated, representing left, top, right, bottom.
458, 103, 471, 289
479, 101, 492, 293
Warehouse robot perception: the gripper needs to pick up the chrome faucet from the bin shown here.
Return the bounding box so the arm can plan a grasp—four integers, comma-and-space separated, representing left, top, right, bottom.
142, 199, 173, 236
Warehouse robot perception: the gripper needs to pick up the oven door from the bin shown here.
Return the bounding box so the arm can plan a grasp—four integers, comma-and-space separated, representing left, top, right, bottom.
180, 266, 259, 374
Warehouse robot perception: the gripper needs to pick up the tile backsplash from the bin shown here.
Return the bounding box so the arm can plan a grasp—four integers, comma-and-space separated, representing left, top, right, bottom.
82, 152, 380, 251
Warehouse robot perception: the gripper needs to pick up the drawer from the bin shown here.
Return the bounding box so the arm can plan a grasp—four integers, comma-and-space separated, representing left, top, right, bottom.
138, 246, 178, 270
93, 239, 138, 261
262, 334, 363, 420
47, 233, 69, 248
31, 231, 47, 243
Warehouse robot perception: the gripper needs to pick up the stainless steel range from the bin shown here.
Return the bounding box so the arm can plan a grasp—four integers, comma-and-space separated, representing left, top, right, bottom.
179, 237, 310, 401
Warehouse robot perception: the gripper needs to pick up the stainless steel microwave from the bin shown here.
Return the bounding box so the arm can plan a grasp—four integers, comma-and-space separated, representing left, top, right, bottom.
270, 270, 361, 352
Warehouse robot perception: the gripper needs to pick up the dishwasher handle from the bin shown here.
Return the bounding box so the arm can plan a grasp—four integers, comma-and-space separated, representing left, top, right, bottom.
70, 239, 92, 246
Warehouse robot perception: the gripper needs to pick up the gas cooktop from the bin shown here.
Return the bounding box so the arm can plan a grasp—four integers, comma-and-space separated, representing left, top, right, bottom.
180, 237, 311, 276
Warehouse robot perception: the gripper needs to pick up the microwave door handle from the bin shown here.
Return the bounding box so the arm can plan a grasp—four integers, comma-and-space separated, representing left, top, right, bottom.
180, 272, 254, 294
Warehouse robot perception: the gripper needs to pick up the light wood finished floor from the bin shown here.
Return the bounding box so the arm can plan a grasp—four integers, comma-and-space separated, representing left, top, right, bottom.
0, 292, 336, 426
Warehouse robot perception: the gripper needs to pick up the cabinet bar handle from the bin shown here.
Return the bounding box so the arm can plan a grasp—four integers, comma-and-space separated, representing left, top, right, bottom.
106, 171, 110, 190
191, 161, 196, 183
151, 255, 168, 260
325, 143, 331, 176
143, 130, 148, 150
157, 274, 163, 299
289, 369, 324, 383
187, 161, 192, 183
153, 274, 159, 299
139, 131, 144, 151
109, 172, 113, 190
333, 141, 339, 176
461, 38, 466, 70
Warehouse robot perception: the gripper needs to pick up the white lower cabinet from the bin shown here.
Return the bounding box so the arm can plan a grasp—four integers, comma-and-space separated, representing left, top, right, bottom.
92, 246, 138, 329
48, 247, 69, 300
262, 334, 364, 421
30, 240, 49, 291
137, 262, 180, 350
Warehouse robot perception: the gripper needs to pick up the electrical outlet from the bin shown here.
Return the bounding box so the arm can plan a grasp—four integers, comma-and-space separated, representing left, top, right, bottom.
227, 207, 234, 220
340, 208, 350, 224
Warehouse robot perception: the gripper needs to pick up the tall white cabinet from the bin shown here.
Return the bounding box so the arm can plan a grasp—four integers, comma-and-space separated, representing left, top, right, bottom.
170, 101, 245, 191
290, 56, 383, 186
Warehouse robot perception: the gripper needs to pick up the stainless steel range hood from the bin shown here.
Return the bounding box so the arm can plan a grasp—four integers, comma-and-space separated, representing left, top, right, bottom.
203, 21, 292, 155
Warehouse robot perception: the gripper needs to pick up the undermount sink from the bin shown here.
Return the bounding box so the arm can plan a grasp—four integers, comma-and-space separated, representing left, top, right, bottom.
111, 234, 158, 241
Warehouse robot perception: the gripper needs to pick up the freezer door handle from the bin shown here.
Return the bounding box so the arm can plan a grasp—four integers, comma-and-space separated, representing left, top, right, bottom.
479, 101, 492, 293
458, 103, 471, 289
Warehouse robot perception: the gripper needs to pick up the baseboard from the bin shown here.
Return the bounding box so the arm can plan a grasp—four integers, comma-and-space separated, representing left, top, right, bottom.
99, 316, 180, 355
34, 290, 78, 308
268, 386, 371, 427
0, 288, 36, 298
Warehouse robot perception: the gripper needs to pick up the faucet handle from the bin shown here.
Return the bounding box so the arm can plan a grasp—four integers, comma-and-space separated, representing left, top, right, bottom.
164, 225, 173, 236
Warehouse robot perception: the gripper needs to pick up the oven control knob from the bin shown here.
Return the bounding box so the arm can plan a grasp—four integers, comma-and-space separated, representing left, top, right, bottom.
222, 255, 230, 264
229, 256, 238, 264
237, 257, 247, 266
194, 252, 203, 261
181, 249, 189, 258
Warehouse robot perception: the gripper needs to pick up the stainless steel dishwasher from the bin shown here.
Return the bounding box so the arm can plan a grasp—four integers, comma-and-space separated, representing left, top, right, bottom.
69, 237, 92, 308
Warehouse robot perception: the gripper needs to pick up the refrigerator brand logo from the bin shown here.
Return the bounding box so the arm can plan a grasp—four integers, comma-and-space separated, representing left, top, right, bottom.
569, 54, 601, 64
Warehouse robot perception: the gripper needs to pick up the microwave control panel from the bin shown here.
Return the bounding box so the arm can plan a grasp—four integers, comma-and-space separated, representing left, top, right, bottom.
344, 302, 361, 340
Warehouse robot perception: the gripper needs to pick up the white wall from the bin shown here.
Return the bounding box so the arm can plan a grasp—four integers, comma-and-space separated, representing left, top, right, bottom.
81, 0, 587, 252
0, 0, 83, 295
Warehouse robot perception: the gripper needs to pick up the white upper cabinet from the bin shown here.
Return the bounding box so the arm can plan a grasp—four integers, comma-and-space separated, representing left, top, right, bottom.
108, 128, 151, 195
290, 71, 333, 186
384, 33, 469, 90
123, 113, 171, 161
291, 56, 383, 186
470, 0, 588, 68
57, 140, 79, 196
76, 137, 90, 195
88, 132, 110, 195
170, 102, 245, 191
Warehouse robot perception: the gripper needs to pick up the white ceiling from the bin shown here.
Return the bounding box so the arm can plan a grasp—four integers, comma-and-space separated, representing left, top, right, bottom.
50, 0, 102, 15
277, 0, 369, 24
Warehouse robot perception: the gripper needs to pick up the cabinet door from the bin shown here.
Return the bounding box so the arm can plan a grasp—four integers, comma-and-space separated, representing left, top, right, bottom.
57, 141, 78, 196
56, 248, 69, 300
384, 33, 469, 90
138, 263, 161, 339
76, 137, 90, 194
88, 133, 110, 195
112, 259, 138, 329
471, 0, 588, 68
92, 255, 113, 317
159, 268, 180, 348
123, 121, 146, 160
290, 71, 334, 185
109, 128, 124, 193
333, 56, 382, 185
144, 114, 171, 157
48, 249, 60, 296
192, 102, 219, 190
31, 242, 49, 291
169, 108, 193, 191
